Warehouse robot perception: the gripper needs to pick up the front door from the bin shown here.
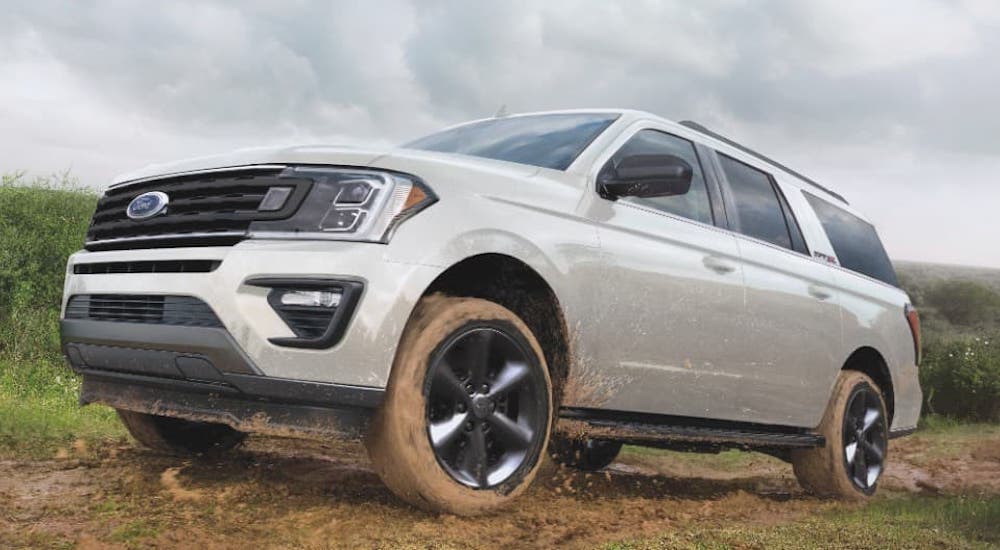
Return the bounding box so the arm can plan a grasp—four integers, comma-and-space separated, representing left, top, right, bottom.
577, 127, 750, 421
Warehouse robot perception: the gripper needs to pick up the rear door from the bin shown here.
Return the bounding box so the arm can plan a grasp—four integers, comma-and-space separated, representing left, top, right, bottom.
710, 152, 843, 427
582, 126, 749, 420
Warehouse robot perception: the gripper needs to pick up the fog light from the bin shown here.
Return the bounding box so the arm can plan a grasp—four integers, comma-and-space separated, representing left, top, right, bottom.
278, 289, 341, 308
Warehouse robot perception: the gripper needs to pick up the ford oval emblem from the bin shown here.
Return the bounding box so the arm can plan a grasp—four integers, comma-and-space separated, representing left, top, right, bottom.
126, 191, 169, 220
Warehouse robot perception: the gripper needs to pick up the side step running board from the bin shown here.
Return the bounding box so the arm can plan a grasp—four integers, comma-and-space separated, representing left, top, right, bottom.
559, 407, 824, 449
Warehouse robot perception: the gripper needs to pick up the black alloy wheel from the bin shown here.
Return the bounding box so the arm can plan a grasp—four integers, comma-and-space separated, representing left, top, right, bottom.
842, 384, 888, 494
424, 324, 548, 489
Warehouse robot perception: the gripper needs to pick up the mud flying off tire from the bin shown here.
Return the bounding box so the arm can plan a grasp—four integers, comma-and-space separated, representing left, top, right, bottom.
116, 410, 246, 455
791, 371, 889, 499
366, 295, 553, 515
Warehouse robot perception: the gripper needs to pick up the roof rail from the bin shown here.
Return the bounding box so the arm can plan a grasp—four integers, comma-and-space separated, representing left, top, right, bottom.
678, 120, 849, 205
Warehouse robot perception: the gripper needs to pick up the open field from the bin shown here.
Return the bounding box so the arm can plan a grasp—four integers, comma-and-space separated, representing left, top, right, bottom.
4, 181, 1000, 548
2, 405, 999, 549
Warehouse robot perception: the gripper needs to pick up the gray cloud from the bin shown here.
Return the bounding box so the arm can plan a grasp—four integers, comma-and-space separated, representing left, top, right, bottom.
1, 0, 998, 267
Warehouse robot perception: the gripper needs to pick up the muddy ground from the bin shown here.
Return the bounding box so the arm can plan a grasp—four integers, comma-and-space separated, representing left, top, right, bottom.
2, 429, 999, 549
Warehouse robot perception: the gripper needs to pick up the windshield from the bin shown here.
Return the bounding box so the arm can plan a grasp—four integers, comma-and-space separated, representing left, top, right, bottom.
403, 113, 619, 170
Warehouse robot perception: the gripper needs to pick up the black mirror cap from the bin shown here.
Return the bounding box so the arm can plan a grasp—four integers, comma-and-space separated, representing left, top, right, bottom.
599, 154, 693, 200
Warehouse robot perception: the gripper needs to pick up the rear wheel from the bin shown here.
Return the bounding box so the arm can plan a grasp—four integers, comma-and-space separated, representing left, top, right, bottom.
791, 371, 889, 498
549, 437, 622, 471
116, 409, 246, 455
366, 296, 552, 515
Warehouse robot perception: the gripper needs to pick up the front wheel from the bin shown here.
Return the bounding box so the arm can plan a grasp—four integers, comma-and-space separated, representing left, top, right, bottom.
791, 371, 889, 499
366, 295, 553, 516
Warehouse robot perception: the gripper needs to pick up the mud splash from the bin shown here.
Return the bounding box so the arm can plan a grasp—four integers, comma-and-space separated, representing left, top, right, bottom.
1, 432, 999, 549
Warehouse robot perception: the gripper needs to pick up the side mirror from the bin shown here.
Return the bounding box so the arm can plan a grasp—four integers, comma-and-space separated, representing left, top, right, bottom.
599, 154, 693, 200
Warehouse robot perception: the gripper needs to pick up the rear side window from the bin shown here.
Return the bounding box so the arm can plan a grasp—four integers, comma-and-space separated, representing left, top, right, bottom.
718, 154, 801, 251
601, 130, 714, 225
804, 193, 898, 286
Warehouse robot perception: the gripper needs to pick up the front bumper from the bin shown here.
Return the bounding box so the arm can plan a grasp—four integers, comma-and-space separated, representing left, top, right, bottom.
61, 239, 443, 387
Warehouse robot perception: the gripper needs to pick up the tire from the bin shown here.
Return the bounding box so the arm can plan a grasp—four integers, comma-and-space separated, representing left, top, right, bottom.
366, 295, 553, 516
791, 371, 889, 499
549, 437, 622, 471
117, 409, 246, 455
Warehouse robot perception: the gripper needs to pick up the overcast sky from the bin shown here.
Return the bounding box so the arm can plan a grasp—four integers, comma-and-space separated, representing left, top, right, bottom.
2, 1, 998, 268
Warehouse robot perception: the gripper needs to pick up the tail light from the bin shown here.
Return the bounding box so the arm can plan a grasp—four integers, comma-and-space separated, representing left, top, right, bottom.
905, 304, 921, 366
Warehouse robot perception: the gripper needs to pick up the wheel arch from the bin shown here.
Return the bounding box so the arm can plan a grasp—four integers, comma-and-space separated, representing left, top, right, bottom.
419, 253, 572, 407
841, 346, 895, 424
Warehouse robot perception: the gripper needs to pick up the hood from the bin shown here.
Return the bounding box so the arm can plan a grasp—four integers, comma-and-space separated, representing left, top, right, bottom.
111, 145, 392, 186
110, 144, 540, 187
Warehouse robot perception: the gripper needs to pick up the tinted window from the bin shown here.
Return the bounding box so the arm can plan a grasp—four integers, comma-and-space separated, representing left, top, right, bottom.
404, 113, 619, 170
804, 193, 898, 286
718, 154, 793, 249
601, 130, 713, 225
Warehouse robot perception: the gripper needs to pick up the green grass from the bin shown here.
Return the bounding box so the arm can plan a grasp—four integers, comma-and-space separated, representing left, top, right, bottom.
622, 446, 776, 473
0, 175, 120, 457
605, 494, 1000, 549
0, 358, 124, 458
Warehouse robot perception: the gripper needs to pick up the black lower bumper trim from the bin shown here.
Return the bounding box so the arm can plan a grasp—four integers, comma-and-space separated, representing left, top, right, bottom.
61, 319, 385, 437
62, 319, 260, 375
81, 375, 373, 439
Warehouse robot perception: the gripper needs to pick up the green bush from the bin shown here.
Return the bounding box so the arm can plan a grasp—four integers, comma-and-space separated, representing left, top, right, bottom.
921, 334, 1000, 422
923, 280, 1000, 328
0, 172, 97, 362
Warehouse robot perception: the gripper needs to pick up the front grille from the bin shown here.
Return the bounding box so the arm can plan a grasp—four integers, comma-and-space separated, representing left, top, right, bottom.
65, 295, 222, 327
85, 167, 312, 251
73, 260, 221, 275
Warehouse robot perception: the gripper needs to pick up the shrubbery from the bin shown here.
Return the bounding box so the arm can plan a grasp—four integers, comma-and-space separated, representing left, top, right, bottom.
921, 335, 1000, 422
900, 276, 1000, 421
0, 173, 97, 363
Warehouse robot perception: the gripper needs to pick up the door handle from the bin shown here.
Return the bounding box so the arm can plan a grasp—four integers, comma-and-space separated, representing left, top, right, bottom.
703, 256, 737, 274
808, 284, 833, 300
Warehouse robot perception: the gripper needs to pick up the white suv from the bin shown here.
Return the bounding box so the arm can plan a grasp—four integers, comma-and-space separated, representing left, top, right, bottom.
61, 110, 922, 514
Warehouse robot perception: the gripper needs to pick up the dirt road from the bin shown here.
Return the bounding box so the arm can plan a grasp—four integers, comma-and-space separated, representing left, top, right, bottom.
2, 429, 999, 549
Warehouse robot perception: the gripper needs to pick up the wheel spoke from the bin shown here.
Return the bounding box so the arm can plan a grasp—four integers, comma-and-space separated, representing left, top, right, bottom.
862, 408, 881, 434
429, 412, 469, 452
461, 330, 494, 386
461, 427, 489, 487
844, 441, 859, 465
849, 394, 866, 423
432, 361, 471, 402
488, 412, 533, 451
853, 445, 868, 487
866, 463, 883, 487
489, 361, 530, 397
862, 439, 885, 464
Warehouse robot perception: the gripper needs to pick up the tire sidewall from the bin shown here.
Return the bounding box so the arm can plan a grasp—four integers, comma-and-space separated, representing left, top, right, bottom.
366, 295, 553, 515
792, 371, 888, 499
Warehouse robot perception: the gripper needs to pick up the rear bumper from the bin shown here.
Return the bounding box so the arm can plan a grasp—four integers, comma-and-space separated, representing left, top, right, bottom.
62, 319, 384, 438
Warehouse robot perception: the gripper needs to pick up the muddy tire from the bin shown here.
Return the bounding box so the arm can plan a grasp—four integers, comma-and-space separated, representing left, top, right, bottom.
549, 438, 622, 471
366, 295, 553, 516
791, 371, 889, 499
116, 409, 246, 455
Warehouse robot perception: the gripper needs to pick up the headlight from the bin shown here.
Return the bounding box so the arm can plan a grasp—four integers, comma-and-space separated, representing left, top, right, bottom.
249, 167, 437, 243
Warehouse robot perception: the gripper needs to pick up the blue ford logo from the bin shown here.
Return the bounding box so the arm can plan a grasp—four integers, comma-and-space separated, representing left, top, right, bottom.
126, 191, 169, 220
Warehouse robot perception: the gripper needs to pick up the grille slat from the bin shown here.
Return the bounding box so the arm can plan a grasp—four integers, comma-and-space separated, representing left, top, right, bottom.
73, 260, 221, 275
65, 295, 222, 328
85, 168, 312, 251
